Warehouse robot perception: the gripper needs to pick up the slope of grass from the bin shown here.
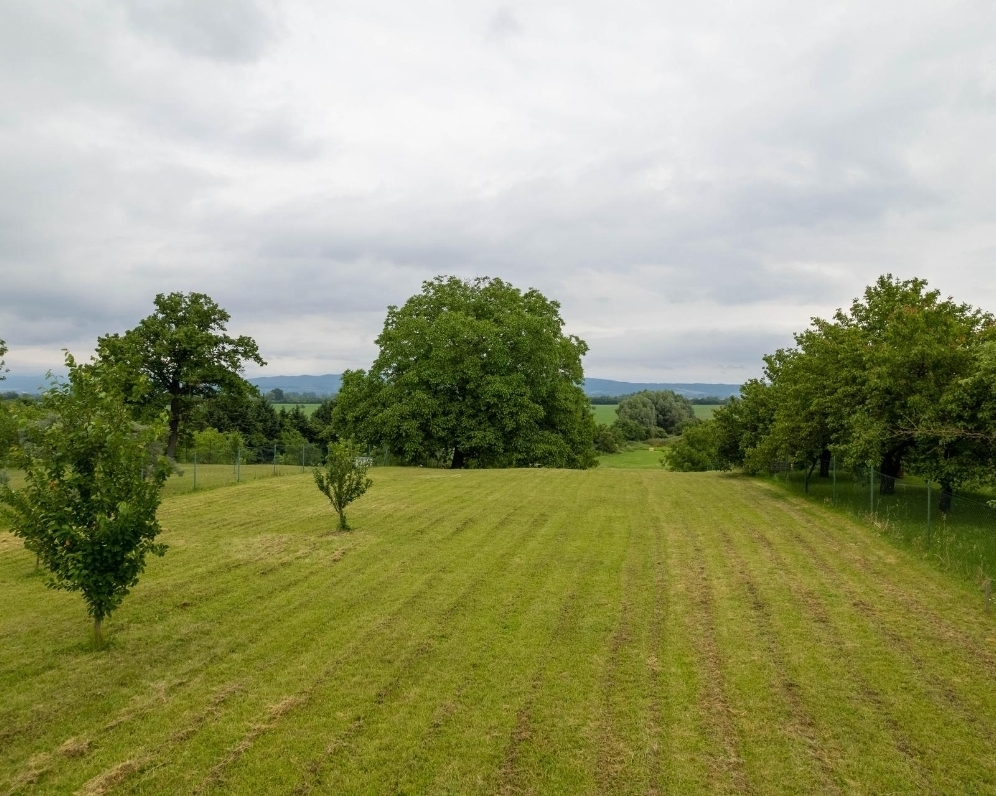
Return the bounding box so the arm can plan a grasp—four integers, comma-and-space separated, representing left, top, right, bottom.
591, 404, 617, 424
597, 447, 665, 469
2, 469, 995, 794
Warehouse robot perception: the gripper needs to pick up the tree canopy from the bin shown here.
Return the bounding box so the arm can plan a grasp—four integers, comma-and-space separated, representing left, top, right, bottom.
616, 390, 696, 438
698, 275, 996, 498
333, 276, 597, 469
97, 293, 265, 458
0, 355, 171, 643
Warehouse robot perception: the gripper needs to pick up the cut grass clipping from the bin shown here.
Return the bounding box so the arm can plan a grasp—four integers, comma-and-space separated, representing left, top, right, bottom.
2, 469, 995, 793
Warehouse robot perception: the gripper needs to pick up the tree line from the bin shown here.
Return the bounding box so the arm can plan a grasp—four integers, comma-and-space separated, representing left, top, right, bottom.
670, 275, 996, 508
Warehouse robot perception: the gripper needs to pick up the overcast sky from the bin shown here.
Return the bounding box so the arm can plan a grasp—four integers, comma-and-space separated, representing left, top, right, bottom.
2, 1, 995, 383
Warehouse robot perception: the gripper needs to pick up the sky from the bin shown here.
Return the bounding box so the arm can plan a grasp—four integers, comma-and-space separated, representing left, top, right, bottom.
2, 0, 995, 383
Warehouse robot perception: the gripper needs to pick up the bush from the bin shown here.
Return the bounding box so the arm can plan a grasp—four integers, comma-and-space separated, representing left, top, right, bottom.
593, 424, 621, 453
667, 421, 726, 472
611, 418, 649, 441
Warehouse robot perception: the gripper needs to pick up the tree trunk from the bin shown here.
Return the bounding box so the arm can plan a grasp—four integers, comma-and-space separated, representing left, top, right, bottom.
879, 452, 902, 495
940, 480, 953, 513
166, 393, 181, 460
819, 449, 832, 478
94, 616, 103, 646
451, 447, 466, 469
805, 460, 817, 493
338, 508, 348, 531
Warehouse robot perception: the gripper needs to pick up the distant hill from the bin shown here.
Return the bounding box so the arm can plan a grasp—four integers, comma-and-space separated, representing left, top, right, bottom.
248, 374, 741, 399
582, 378, 742, 399
247, 374, 342, 395
1, 373, 63, 394
4, 372, 742, 399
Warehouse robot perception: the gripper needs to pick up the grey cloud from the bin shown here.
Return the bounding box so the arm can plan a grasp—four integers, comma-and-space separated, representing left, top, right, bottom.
485, 8, 523, 43
2, 0, 996, 381
122, 0, 277, 62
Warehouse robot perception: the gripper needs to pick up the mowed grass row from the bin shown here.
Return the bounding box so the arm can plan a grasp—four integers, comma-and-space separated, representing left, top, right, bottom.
2, 470, 996, 794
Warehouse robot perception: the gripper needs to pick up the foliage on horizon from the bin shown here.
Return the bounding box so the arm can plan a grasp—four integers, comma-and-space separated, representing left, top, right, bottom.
615, 390, 697, 439
691, 275, 996, 494
332, 276, 597, 469
0, 354, 172, 642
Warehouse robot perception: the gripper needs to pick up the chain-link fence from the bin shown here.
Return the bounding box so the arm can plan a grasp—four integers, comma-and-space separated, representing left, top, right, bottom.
165, 443, 326, 496
771, 460, 996, 591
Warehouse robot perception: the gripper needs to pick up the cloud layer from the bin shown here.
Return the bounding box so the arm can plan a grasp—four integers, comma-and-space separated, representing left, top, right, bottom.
2, 0, 995, 381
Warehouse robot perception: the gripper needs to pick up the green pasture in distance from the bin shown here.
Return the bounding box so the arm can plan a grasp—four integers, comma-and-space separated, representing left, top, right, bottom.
3, 467, 996, 794
591, 404, 720, 424
597, 447, 664, 469
590, 404, 617, 424
272, 402, 323, 416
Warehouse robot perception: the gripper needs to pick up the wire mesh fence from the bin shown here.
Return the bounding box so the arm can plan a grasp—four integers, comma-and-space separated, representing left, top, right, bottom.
165, 444, 326, 496
770, 460, 996, 591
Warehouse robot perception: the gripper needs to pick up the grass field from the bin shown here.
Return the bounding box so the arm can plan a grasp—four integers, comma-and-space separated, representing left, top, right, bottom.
597, 447, 665, 469
591, 404, 617, 424
273, 403, 323, 416
3, 469, 996, 794
591, 404, 720, 425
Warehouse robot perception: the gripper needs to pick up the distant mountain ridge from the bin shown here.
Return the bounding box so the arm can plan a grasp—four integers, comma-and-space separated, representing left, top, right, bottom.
3, 372, 743, 399
581, 378, 742, 398
246, 374, 741, 399
247, 374, 343, 395
1, 373, 63, 394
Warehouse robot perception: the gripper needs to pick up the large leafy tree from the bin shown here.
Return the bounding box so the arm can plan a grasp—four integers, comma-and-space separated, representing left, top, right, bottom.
709, 378, 778, 473
616, 390, 696, 437
723, 276, 995, 494
0, 355, 172, 643
97, 293, 265, 459
334, 276, 597, 469
800, 276, 991, 492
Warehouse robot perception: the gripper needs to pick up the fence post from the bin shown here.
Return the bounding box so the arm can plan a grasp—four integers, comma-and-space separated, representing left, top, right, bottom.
273, 443, 278, 476
193, 451, 197, 491
869, 467, 874, 516
832, 456, 837, 508
236, 446, 241, 484
301, 446, 306, 473
926, 480, 931, 548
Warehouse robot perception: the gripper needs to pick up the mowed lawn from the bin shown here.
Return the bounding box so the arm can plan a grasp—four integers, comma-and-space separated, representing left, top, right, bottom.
3, 471, 996, 794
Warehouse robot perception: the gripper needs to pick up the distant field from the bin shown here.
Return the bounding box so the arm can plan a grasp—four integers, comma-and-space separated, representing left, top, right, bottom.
3, 469, 995, 793
597, 447, 665, 469
592, 404, 720, 424
273, 403, 322, 416
591, 404, 617, 424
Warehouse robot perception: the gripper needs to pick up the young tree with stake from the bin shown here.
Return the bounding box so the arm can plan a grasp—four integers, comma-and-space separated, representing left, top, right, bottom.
0, 355, 172, 644
313, 441, 372, 531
